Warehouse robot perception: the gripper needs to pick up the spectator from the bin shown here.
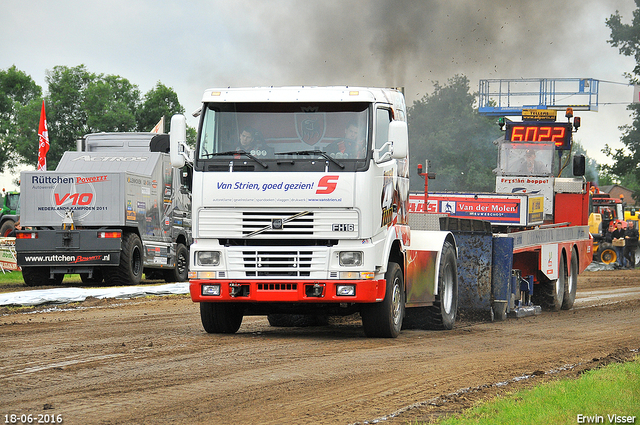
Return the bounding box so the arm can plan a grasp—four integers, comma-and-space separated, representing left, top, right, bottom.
7, 220, 20, 237
611, 221, 626, 268
623, 220, 639, 268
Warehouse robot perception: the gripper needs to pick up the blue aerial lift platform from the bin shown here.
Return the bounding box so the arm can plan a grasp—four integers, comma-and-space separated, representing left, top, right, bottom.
478, 78, 599, 116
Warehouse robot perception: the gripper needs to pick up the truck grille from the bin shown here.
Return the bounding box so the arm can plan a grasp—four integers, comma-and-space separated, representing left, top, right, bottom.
227, 246, 329, 278
198, 209, 358, 239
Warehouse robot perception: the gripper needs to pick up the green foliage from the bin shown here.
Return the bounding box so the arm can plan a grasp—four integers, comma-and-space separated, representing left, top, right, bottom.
0, 65, 42, 173
408, 75, 501, 192
137, 82, 185, 133
604, 3, 640, 198
85, 74, 140, 133
1, 65, 186, 171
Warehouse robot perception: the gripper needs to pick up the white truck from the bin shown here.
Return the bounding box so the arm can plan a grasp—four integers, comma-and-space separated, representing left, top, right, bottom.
169, 87, 458, 337
16, 132, 192, 286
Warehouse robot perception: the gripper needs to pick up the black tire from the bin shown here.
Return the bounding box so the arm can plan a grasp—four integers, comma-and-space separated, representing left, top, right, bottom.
425, 241, 458, 330
48, 274, 64, 286
200, 302, 243, 334
361, 262, 405, 338
599, 243, 617, 265
164, 243, 189, 283
0, 220, 15, 237
534, 253, 566, 311
562, 249, 579, 310
21, 267, 63, 287
21, 266, 49, 287
103, 233, 143, 286
80, 268, 104, 285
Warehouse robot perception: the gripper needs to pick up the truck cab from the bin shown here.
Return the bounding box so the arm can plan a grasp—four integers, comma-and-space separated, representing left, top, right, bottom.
170, 87, 457, 337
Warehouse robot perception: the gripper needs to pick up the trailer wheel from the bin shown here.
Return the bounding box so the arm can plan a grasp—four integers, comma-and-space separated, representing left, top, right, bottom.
562, 249, 578, 310
80, 268, 104, 285
599, 243, 617, 265
361, 261, 405, 338
535, 253, 566, 311
104, 233, 143, 286
0, 220, 15, 237
426, 241, 458, 330
164, 243, 189, 283
200, 302, 243, 334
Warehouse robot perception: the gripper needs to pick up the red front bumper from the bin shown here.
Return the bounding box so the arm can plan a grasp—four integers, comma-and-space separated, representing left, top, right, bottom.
190, 279, 386, 303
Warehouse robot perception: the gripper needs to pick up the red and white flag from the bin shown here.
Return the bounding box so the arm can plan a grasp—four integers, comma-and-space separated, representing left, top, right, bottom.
150, 116, 165, 134
37, 100, 50, 171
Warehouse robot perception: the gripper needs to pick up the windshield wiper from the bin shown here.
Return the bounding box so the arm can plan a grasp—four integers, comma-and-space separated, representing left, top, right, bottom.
275, 149, 344, 169
205, 150, 268, 168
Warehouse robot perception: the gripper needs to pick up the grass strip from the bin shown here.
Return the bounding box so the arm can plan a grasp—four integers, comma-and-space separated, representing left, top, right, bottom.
429, 356, 640, 425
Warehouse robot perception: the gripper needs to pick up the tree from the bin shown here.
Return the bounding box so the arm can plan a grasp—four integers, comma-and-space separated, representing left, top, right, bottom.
408, 75, 501, 192
2, 65, 190, 171
137, 82, 185, 133
0, 66, 42, 173
604, 3, 640, 199
84, 74, 140, 133
558, 141, 599, 183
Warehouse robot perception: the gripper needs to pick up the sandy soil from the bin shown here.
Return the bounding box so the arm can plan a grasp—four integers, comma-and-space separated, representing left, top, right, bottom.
1, 269, 639, 425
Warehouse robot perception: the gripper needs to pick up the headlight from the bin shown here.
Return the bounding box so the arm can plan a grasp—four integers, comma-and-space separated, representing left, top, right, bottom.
202, 284, 221, 296
336, 285, 356, 296
197, 251, 220, 266
339, 251, 363, 266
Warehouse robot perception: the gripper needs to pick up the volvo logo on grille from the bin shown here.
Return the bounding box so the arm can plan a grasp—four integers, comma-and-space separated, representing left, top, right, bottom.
272, 218, 284, 230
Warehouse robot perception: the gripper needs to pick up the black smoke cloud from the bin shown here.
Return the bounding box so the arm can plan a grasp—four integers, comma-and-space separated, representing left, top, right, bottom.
212, 0, 622, 103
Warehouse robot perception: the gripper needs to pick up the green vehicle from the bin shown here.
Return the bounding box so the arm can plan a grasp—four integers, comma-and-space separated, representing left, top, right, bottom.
0, 190, 20, 236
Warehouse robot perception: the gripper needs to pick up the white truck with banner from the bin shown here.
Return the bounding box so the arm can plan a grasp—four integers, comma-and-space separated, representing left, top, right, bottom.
16, 133, 192, 286
169, 87, 458, 338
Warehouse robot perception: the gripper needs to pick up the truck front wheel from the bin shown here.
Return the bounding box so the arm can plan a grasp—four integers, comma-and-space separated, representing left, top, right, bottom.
200, 302, 243, 334
361, 261, 405, 338
164, 243, 189, 283
104, 233, 143, 286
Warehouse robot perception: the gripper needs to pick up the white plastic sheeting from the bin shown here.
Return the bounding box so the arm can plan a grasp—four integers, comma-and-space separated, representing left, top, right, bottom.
0, 282, 190, 307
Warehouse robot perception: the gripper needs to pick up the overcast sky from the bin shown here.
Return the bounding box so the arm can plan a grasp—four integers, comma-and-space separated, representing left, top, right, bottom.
1, 0, 637, 190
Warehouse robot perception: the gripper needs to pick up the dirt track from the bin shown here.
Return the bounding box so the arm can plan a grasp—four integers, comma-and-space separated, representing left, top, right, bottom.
1, 270, 639, 425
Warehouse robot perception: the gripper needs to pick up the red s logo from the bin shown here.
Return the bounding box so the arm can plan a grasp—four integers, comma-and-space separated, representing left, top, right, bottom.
316, 175, 338, 194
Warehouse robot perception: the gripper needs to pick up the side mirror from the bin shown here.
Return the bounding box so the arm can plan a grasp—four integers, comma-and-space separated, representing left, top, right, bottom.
170, 114, 187, 168
388, 121, 408, 159
573, 154, 585, 177
181, 166, 193, 193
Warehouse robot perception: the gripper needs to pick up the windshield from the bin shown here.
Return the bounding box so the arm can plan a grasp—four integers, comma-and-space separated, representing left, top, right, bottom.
496, 141, 555, 176
6, 193, 19, 211
196, 102, 370, 166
